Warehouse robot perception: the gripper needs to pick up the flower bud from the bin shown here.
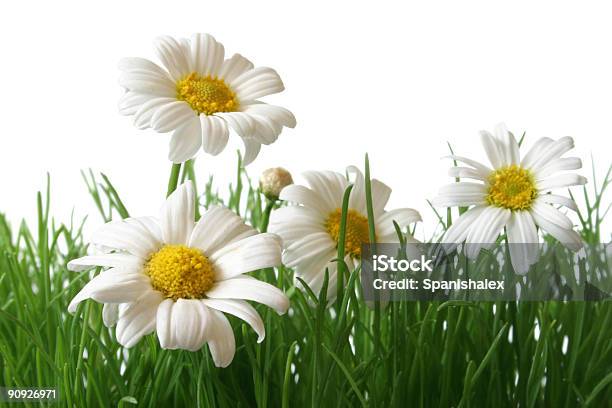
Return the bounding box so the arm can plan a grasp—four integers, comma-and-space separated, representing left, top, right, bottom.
260, 167, 293, 200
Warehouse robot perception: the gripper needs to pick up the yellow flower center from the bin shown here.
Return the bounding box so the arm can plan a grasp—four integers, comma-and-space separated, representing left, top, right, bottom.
145, 245, 214, 300
176, 72, 239, 115
486, 165, 537, 211
325, 208, 371, 258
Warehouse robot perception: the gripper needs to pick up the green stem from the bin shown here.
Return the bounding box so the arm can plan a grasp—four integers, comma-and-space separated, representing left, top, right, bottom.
364, 154, 381, 354
183, 160, 201, 220
282, 341, 298, 408
166, 163, 182, 197
260, 199, 275, 233
336, 184, 354, 306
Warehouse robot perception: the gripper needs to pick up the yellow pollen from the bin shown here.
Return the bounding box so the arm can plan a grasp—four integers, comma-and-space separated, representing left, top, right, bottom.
325, 208, 371, 258
176, 72, 239, 115
486, 165, 537, 211
145, 245, 214, 300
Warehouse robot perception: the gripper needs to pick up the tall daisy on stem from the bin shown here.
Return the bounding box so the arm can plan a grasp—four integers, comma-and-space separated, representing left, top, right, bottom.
433, 123, 587, 274
68, 182, 289, 367
118, 33, 296, 170
269, 165, 421, 298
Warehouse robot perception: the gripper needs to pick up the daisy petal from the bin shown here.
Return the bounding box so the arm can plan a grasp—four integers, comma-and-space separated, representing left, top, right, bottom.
269, 207, 327, 247
279, 185, 330, 214
295, 247, 338, 278
293, 247, 337, 285
168, 117, 202, 163
206, 277, 289, 315
305, 260, 339, 299
209, 233, 281, 281
154, 35, 191, 81
127, 216, 163, 243
218, 53, 254, 84
480, 130, 504, 169
207, 309, 236, 368
442, 205, 487, 250
537, 174, 587, 192
249, 114, 281, 145
102, 303, 119, 328
173, 299, 209, 351
118, 69, 175, 97
535, 158, 582, 180
433, 195, 486, 208
190, 33, 225, 77
68, 268, 151, 313
152, 101, 196, 133
242, 104, 296, 128
156, 299, 210, 351
376, 209, 422, 237
155, 299, 173, 348
200, 115, 229, 155
494, 123, 520, 166
242, 137, 261, 166
531, 201, 573, 229
530, 209, 583, 251
214, 112, 255, 138
116, 290, 164, 348
160, 181, 195, 245
444, 155, 492, 176
118, 57, 169, 76
507, 211, 539, 275
521, 137, 554, 169
434, 183, 487, 207
202, 299, 265, 343
232, 67, 284, 101
464, 206, 511, 259
68, 253, 143, 272
119, 92, 155, 116
190, 206, 256, 254
448, 167, 487, 181
91, 218, 161, 257
302, 171, 348, 212
346, 166, 367, 214
528, 137, 575, 171
438, 182, 487, 195
538, 194, 578, 211
133, 97, 176, 130
371, 179, 392, 215
283, 232, 336, 267
432, 181, 487, 207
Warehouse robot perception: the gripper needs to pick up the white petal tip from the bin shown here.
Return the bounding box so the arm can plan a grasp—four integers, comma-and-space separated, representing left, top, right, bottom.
276, 301, 290, 315
67, 301, 79, 314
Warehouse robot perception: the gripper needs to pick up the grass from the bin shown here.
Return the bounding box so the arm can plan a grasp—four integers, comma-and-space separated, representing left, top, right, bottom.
0, 156, 610, 407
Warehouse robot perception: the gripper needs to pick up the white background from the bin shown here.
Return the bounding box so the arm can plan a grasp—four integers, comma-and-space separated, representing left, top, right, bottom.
0, 0, 610, 239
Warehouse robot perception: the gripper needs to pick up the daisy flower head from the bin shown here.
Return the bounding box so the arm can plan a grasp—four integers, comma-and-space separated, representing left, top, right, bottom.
269, 166, 422, 298
67, 181, 289, 367
118, 34, 296, 165
433, 123, 587, 275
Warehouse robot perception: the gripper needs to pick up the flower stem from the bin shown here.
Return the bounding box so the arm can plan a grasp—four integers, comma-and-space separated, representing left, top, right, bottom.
260, 199, 275, 233
183, 160, 201, 220
166, 163, 182, 197
336, 184, 354, 306
364, 154, 381, 355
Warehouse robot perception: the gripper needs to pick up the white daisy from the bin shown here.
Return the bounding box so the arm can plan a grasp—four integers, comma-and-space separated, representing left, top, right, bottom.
269, 166, 422, 298
118, 33, 296, 165
68, 181, 289, 367
433, 123, 587, 275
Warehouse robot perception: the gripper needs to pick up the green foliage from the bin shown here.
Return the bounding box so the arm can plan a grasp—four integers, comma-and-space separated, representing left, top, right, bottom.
0, 158, 610, 407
